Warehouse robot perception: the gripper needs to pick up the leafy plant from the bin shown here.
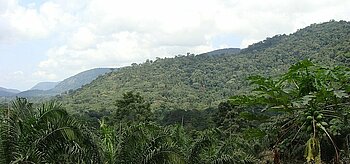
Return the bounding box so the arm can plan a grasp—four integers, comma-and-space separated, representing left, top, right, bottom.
230, 60, 350, 163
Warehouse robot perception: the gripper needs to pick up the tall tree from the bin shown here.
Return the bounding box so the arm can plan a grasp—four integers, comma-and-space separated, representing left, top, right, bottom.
113, 91, 152, 124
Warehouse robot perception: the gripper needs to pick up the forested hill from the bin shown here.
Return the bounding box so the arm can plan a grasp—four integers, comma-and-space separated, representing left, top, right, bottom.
59, 20, 350, 113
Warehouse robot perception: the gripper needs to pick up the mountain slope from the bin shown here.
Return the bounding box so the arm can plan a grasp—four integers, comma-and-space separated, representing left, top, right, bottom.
16, 68, 114, 97
16, 90, 49, 97
51, 68, 114, 94
59, 20, 350, 113
30, 82, 60, 91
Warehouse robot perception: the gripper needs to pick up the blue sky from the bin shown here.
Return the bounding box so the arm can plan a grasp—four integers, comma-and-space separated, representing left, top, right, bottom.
1, 0, 350, 91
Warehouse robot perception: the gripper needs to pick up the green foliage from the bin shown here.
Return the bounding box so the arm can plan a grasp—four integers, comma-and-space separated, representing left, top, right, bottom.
1, 97, 264, 164
99, 119, 118, 163
161, 108, 215, 130
0, 98, 101, 163
229, 60, 350, 163
113, 91, 152, 124
96, 92, 262, 164
214, 101, 248, 134
99, 122, 186, 164
189, 129, 262, 164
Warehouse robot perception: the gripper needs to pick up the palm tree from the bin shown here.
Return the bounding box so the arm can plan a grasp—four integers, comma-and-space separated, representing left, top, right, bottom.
99, 121, 185, 164
188, 129, 260, 164
0, 97, 101, 163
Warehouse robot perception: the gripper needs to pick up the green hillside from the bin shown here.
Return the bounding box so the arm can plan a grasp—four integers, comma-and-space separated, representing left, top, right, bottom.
58, 20, 350, 114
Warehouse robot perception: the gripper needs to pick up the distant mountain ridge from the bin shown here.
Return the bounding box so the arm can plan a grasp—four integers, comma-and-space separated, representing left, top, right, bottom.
0, 87, 20, 97
51, 68, 114, 93
15, 68, 114, 97
0, 87, 20, 93
30, 82, 60, 91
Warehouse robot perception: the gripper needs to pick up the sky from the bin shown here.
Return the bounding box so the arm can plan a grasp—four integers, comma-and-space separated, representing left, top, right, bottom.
0, 0, 350, 91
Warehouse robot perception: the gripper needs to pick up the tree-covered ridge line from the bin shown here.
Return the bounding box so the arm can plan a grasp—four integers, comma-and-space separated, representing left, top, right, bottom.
58, 20, 350, 114
1, 60, 349, 163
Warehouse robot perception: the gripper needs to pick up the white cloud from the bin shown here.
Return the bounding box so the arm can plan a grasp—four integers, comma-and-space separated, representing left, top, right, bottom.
0, 0, 75, 41
1, 0, 350, 90
9, 7, 48, 38
68, 26, 96, 50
